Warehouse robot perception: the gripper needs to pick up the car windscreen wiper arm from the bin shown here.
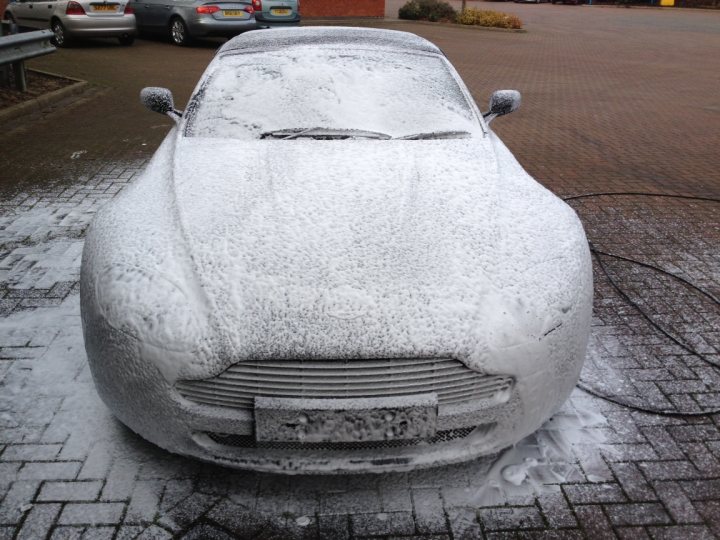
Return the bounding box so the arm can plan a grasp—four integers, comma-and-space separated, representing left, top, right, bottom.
260, 128, 392, 140
394, 131, 472, 140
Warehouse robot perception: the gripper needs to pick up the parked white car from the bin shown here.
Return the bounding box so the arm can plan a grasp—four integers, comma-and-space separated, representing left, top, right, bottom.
80, 27, 593, 474
3, 0, 136, 46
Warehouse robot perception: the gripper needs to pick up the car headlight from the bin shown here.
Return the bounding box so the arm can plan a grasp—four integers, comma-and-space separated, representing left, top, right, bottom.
95, 265, 205, 353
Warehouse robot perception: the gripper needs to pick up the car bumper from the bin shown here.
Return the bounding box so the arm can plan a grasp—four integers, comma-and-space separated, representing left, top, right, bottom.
62, 14, 136, 37
185, 16, 257, 37
254, 14, 300, 26
82, 310, 589, 474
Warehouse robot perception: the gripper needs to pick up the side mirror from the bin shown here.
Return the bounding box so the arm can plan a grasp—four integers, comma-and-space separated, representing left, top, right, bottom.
483, 90, 521, 124
140, 87, 181, 122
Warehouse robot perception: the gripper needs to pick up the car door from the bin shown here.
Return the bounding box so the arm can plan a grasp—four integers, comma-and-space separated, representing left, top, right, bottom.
31, 0, 58, 28
11, 0, 41, 28
135, 0, 168, 30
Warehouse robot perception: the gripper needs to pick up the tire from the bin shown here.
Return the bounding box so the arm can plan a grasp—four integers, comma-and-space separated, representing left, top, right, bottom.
118, 34, 135, 46
169, 17, 191, 46
51, 19, 69, 47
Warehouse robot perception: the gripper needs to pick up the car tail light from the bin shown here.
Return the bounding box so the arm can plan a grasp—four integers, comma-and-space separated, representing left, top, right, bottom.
124, 3, 134, 13
196, 4, 220, 13
252, 0, 261, 11
243, 5, 254, 13
66, 1, 86, 15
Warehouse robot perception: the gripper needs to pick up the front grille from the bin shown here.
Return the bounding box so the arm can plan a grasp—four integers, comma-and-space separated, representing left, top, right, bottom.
176, 358, 514, 411
203, 424, 495, 451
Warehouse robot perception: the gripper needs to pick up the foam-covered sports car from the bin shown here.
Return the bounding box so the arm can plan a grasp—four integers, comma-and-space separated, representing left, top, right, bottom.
80, 27, 593, 474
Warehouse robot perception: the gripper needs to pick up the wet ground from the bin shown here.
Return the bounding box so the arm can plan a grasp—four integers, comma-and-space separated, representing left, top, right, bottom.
1, 5, 719, 539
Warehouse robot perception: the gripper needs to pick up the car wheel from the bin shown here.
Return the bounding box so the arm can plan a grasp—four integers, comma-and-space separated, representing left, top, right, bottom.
169, 17, 191, 46
51, 19, 69, 47
118, 34, 135, 46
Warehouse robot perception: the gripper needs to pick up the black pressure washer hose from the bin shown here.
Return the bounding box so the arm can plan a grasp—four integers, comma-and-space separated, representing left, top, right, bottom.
561, 192, 720, 417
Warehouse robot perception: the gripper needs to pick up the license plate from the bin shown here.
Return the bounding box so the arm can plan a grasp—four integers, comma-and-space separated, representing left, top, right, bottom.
91, 4, 119, 11
270, 7, 291, 15
254, 394, 438, 443
223, 9, 245, 16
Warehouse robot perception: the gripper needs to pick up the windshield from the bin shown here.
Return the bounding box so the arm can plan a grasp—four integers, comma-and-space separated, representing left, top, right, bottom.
185, 48, 479, 140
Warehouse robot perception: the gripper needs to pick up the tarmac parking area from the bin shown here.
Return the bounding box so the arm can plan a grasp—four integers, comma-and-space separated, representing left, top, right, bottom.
0, 4, 719, 538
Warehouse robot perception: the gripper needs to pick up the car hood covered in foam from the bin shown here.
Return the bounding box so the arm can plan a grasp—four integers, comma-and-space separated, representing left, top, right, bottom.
161, 134, 591, 382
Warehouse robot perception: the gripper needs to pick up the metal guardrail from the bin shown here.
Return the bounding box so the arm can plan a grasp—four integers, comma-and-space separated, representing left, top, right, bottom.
0, 25, 55, 92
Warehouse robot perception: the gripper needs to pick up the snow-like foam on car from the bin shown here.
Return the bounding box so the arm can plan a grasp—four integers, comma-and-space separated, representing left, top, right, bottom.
80, 27, 593, 467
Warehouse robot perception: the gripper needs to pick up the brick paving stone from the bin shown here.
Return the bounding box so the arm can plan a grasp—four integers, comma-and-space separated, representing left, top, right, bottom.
679, 442, 720, 476
180, 523, 236, 540
80, 526, 115, 540
616, 527, 652, 539
0, 481, 39, 525
76, 444, 112, 480
648, 525, 716, 540
38, 480, 103, 502
0, 462, 21, 487
16, 502, 61, 540
694, 501, 720, 538
17, 462, 81, 481
638, 461, 702, 482
678, 479, 720, 501
58, 503, 125, 526
50, 526, 86, 539
99, 458, 138, 501
574, 505, 617, 540
446, 508, 483, 540
156, 493, 218, 534
115, 526, 145, 540
380, 488, 413, 513
318, 514, 350, 540
604, 503, 672, 527
563, 483, 627, 504
135, 525, 173, 540
537, 489, 577, 529
412, 488, 446, 535
478, 506, 544, 531
610, 462, 658, 502
157, 480, 194, 512
387, 535, 450, 540
0, 443, 62, 462
320, 490, 382, 515
125, 480, 163, 525
350, 511, 415, 537
652, 482, 703, 524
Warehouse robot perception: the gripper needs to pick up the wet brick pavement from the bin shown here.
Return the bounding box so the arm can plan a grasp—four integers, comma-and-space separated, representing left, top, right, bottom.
1, 5, 719, 539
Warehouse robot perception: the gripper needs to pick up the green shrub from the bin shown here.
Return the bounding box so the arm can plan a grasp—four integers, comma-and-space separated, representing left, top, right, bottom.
398, 0, 456, 22
456, 8, 523, 29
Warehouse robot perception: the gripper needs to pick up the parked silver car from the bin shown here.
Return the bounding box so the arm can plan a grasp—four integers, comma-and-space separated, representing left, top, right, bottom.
131, 0, 256, 46
3, 0, 136, 46
250, 0, 298, 27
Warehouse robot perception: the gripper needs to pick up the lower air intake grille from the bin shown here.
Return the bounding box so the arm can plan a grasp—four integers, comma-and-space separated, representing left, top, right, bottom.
204, 424, 495, 451
176, 357, 514, 411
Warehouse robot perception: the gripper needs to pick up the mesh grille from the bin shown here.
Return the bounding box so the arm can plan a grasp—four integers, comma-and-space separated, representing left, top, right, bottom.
177, 357, 513, 411
204, 424, 494, 451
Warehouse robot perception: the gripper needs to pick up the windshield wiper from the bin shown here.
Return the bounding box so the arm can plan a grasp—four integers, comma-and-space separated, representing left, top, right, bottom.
394, 130, 472, 140
260, 128, 392, 140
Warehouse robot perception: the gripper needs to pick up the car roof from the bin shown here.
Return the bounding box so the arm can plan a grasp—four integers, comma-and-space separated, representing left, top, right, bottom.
219, 26, 443, 56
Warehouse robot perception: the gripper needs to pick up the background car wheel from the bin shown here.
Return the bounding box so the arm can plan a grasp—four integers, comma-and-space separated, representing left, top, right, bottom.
51, 19, 69, 47
118, 34, 135, 46
169, 18, 191, 46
